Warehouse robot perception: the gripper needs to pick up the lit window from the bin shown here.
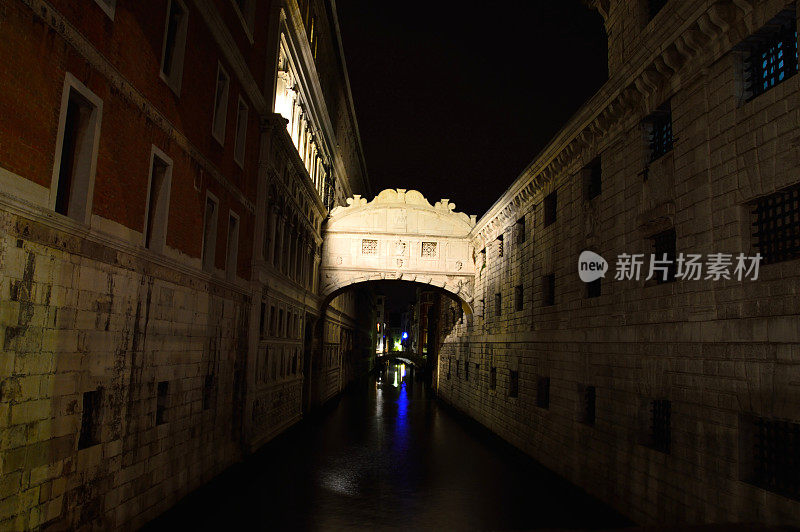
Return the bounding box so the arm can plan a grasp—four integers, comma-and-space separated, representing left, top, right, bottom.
744, 12, 798, 100
160, 0, 189, 94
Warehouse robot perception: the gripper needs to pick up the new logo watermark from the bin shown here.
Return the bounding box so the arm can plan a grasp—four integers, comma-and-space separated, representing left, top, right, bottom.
578, 250, 608, 283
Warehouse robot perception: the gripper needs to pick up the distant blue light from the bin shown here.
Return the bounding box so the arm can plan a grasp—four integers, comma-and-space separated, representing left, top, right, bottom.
402, 332, 408, 339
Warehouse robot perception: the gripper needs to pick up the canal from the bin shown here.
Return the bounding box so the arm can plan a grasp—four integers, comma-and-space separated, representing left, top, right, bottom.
147, 363, 630, 530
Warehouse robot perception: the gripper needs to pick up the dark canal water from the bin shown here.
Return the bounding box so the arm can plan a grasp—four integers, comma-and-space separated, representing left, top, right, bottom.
147, 363, 630, 530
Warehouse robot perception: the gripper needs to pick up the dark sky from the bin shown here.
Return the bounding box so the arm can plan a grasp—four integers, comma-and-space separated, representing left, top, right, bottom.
336, 1, 608, 218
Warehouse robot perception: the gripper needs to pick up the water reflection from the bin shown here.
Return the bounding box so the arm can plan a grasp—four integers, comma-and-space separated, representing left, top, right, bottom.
147, 363, 630, 530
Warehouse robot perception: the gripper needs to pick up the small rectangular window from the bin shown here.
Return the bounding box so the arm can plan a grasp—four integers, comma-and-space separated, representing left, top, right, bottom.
584, 157, 602, 200
490, 367, 497, 390
156, 381, 169, 425
580, 385, 596, 426
160, 0, 189, 94
514, 285, 523, 311
202, 194, 219, 272
234, 97, 249, 167
542, 273, 555, 306
645, 103, 673, 163
740, 414, 800, 500
144, 148, 172, 253
516, 216, 526, 244
212, 64, 231, 144
647, 399, 671, 453
750, 182, 800, 264
203, 374, 216, 411
742, 11, 798, 100
494, 293, 501, 316
361, 239, 378, 255
421, 241, 437, 258
586, 278, 601, 298
226, 212, 239, 281
53, 77, 102, 224
536, 376, 550, 409
650, 229, 677, 283
543, 191, 557, 227
509, 370, 519, 398
78, 389, 102, 449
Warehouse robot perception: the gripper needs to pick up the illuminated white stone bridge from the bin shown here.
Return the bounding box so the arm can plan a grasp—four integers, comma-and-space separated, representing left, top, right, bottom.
320, 189, 477, 311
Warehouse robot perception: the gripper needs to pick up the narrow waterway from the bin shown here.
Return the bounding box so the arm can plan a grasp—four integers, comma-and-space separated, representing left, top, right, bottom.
147, 363, 630, 530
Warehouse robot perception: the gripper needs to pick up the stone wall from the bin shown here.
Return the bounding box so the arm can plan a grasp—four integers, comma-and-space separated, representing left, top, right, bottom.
438, 0, 800, 526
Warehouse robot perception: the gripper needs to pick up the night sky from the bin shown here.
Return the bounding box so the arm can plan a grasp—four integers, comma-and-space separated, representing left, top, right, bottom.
336, 1, 608, 218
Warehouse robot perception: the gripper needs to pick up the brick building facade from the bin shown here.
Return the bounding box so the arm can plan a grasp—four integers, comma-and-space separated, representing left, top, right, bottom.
436, 0, 800, 525
0, 0, 374, 528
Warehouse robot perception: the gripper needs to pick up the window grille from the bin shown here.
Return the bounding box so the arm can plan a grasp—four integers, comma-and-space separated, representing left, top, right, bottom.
745, 16, 798, 100
751, 182, 800, 264
509, 371, 519, 398
746, 416, 800, 500
650, 229, 677, 283
536, 377, 550, 408
650, 399, 671, 453
497, 235, 504, 257
421, 241, 437, 258
647, 104, 673, 162
361, 239, 378, 255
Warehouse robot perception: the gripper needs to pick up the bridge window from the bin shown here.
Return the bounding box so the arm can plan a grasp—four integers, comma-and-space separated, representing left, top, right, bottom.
740, 414, 800, 500
509, 371, 519, 398
361, 239, 378, 256
750, 182, 800, 264
421, 241, 438, 258
536, 377, 550, 409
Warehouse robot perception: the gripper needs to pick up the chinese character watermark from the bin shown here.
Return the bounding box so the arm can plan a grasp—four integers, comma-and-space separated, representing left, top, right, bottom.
579, 252, 761, 282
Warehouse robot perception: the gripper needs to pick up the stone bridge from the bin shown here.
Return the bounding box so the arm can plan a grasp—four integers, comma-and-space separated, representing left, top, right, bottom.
320, 189, 477, 311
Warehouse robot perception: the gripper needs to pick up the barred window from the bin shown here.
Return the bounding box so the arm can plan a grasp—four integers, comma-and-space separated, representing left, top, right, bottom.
645, 103, 673, 162
750, 182, 800, 264
361, 239, 378, 255
421, 241, 437, 258
741, 415, 800, 500
744, 13, 798, 100
497, 234, 504, 257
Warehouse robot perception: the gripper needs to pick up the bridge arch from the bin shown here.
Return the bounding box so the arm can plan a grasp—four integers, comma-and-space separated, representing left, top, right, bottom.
320, 189, 477, 313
